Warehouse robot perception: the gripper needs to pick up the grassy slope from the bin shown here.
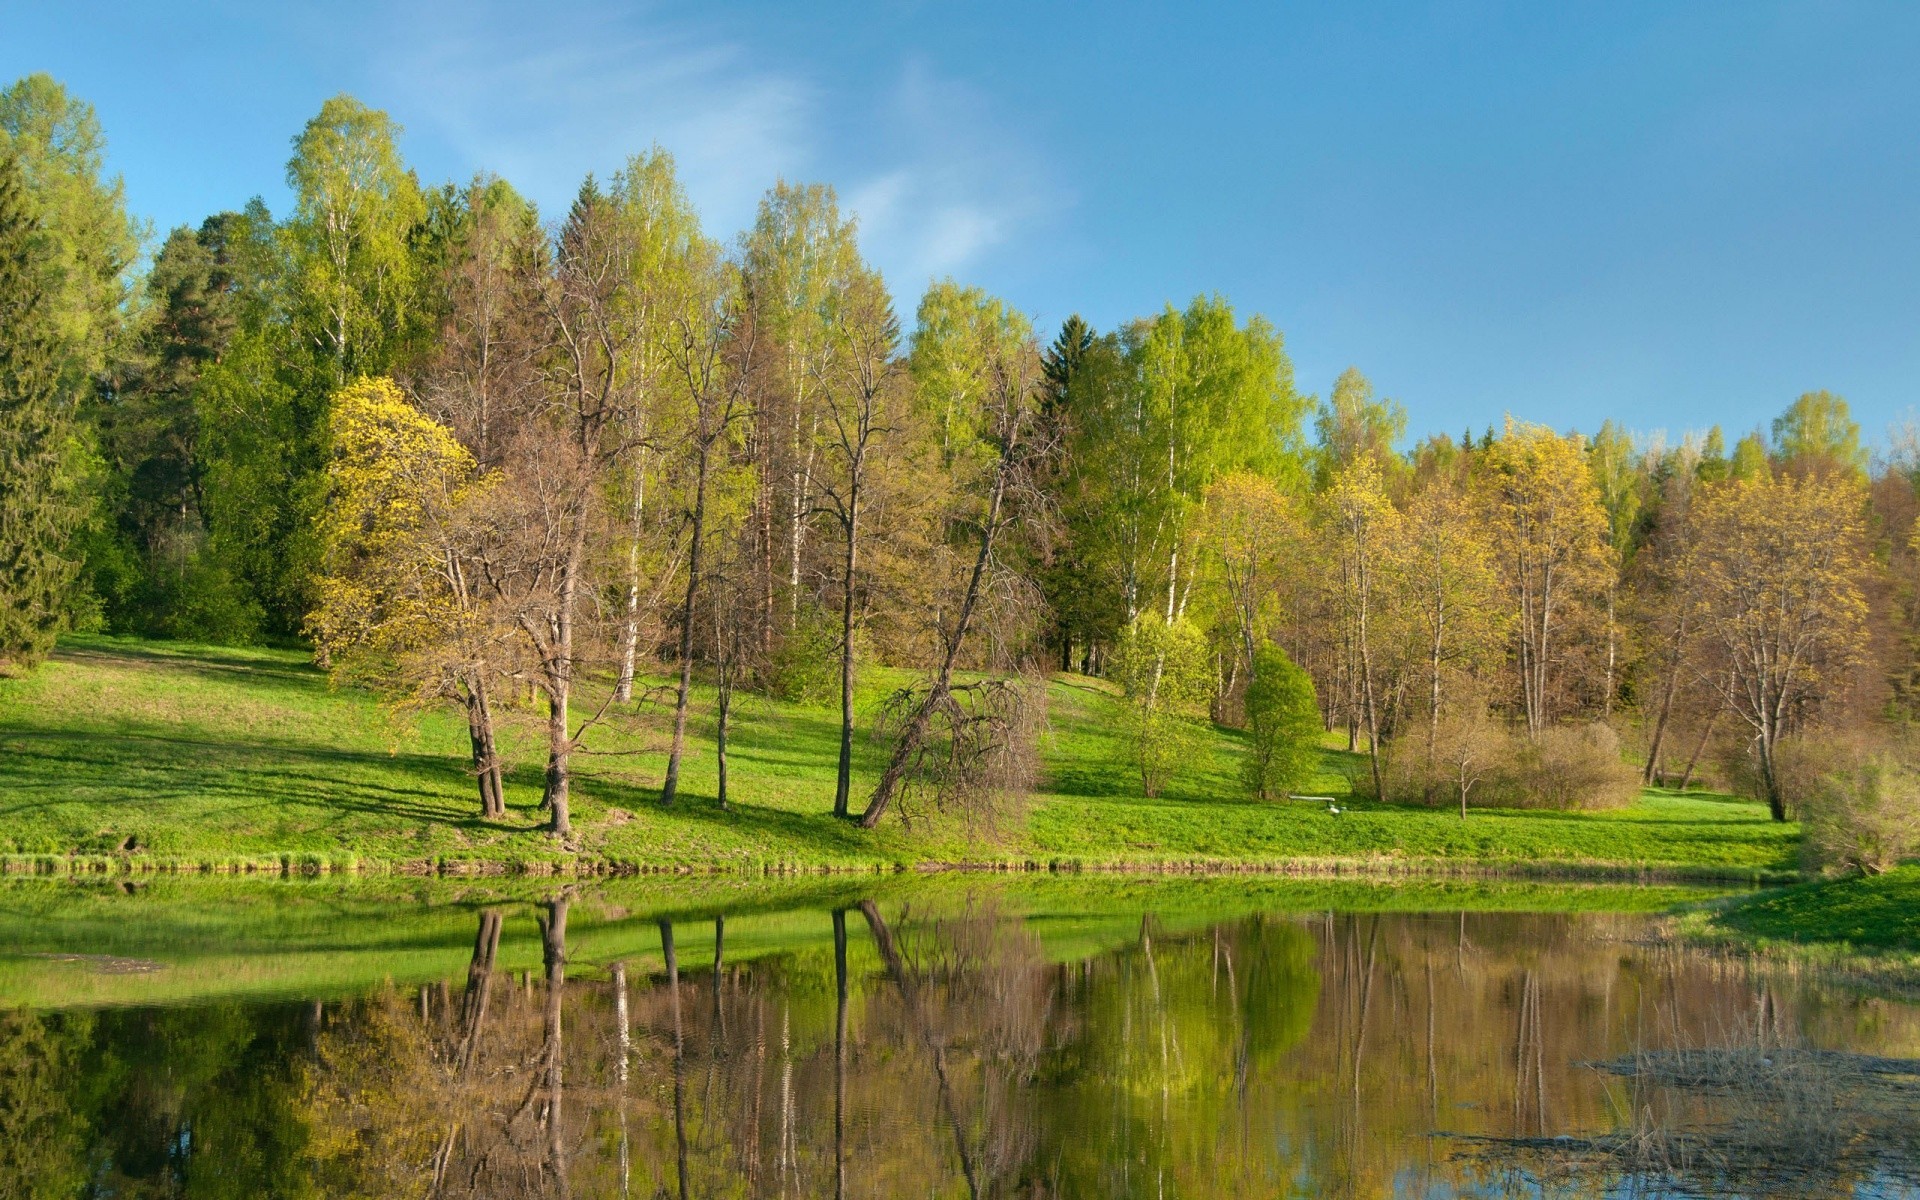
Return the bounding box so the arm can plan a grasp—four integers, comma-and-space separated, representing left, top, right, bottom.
1705, 865, 1920, 951
0, 635, 1799, 876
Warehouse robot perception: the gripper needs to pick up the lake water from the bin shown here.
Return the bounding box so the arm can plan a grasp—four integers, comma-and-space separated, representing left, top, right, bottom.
1, 877, 1915, 1198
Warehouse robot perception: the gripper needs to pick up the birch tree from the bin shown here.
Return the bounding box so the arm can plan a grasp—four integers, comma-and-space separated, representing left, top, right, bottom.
1683, 473, 1869, 820
1477, 420, 1612, 737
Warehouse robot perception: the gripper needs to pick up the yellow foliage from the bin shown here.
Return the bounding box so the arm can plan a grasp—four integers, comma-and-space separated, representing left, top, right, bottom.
309, 377, 485, 683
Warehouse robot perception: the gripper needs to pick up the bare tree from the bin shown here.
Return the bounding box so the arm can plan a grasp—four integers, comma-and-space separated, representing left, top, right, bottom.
860, 300, 1048, 828
659, 259, 757, 806
813, 272, 901, 817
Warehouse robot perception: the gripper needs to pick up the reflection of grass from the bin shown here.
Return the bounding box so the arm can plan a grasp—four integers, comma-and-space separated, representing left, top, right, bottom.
0, 635, 1799, 876
0, 874, 1729, 1009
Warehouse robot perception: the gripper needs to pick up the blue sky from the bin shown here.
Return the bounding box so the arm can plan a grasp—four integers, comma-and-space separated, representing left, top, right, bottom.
7, 1, 1919, 447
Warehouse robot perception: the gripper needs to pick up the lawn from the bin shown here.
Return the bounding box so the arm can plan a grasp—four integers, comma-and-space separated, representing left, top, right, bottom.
0, 635, 1800, 878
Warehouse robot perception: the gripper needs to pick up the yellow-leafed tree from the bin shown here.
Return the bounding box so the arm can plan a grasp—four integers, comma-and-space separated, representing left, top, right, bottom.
310, 376, 507, 816
1684, 473, 1869, 820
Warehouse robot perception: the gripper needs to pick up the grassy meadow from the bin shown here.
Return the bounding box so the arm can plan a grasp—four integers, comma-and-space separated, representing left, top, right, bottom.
0, 635, 1798, 879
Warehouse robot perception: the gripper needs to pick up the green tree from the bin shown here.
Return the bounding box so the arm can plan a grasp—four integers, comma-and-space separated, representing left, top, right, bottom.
1110, 613, 1213, 797
1729, 429, 1770, 481
0, 74, 142, 381
1313, 365, 1406, 487
1772, 389, 1866, 481
283, 94, 425, 389
1125, 296, 1308, 623
1243, 642, 1321, 800
0, 153, 88, 671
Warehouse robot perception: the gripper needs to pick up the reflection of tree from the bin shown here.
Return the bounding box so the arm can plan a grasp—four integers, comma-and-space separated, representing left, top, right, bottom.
0, 1011, 88, 1199
23, 899, 1920, 1198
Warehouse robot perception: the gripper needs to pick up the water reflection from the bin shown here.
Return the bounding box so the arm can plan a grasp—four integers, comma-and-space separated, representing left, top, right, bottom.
4, 890, 1917, 1197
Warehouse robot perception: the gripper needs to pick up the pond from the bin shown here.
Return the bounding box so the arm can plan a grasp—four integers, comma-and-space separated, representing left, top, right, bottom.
0, 876, 1915, 1198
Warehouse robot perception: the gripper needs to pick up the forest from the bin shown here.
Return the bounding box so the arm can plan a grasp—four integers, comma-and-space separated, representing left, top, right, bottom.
1, 73, 1913, 878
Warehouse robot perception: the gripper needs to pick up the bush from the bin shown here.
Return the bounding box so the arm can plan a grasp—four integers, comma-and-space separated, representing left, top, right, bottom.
1242, 643, 1320, 800
1109, 614, 1213, 798
1798, 742, 1920, 876
767, 602, 866, 708
1506, 723, 1640, 811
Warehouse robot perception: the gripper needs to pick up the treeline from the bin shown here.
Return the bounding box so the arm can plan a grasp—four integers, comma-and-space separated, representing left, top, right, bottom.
0, 75, 1911, 846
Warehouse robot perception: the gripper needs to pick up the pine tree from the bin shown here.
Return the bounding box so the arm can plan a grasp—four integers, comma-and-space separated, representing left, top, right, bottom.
0, 153, 85, 671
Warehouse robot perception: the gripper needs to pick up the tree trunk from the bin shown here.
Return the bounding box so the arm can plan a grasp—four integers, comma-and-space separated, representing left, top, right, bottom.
662, 445, 711, 806
543, 678, 571, 837
464, 675, 505, 818
1642, 663, 1681, 787
614, 538, 642, 704
834, 488, 860, 818
715, 673, 732, 811
1678, 709, 1718, 792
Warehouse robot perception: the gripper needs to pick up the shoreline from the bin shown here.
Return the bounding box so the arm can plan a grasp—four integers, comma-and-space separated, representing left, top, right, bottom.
0, 849, 1799, 886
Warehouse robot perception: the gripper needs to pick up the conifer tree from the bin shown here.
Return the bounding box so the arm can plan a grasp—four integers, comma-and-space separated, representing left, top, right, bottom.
0, 154, 85, 670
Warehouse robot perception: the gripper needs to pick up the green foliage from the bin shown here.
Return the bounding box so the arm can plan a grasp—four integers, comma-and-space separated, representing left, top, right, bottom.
283, 94, 425, 389
768, 601, 861, 707
1313, 365, 1405, 486
1796, 744, 1920, 877
1771, 389, 1866, 480
0, 153, 88, 671
1109, 614, 1214, 797
0, 73, 141, 382
1242, 643, 1320, 800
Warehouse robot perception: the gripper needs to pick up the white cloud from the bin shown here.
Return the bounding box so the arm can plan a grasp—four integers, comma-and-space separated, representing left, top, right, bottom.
842, 61, 1066, 288
366, 6, 1067, 287
371, 5, 813, 236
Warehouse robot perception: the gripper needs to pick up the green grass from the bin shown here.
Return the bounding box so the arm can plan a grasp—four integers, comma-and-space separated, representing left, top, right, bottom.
1705, 865, 1920, 951
0, 634, 1799, 878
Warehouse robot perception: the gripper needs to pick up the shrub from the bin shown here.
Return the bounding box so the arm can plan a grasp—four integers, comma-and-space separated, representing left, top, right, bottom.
1513, 723, 1639, 811
767, 602, 865, 708
1242, 643, 1321, 800
1797, 742, 1920, 876
1448, 721, 1638, 812
1109, 614, 1213, 798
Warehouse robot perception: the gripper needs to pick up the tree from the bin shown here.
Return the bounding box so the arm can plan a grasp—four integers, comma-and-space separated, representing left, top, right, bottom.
1313, 366, 1405, 487
1683, 473, 1870, 820
1772, 389, 1866, 482
813, 269, 901, 817
309, 378, 506, 816
1432, 704, 1503, 818
1587, 420, 1644, 716
1477, 420, 1613, 737
1319, 458, 1399, 798
0, 153, 86, 672
0, 74, 141, 381
1243, 642, 1320, 800
283, 94, 425, 389
1110, 614, 1213, 798
740, 182, 862, 648
1125, 296, 1307, 624
1194, 471, 1300, 694
859, 283, 1047, 828
658, 231, 756, 807
1395, 481, 1504, 794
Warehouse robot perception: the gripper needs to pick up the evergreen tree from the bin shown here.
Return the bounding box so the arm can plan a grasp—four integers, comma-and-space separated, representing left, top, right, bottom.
0, 154, 86, 670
